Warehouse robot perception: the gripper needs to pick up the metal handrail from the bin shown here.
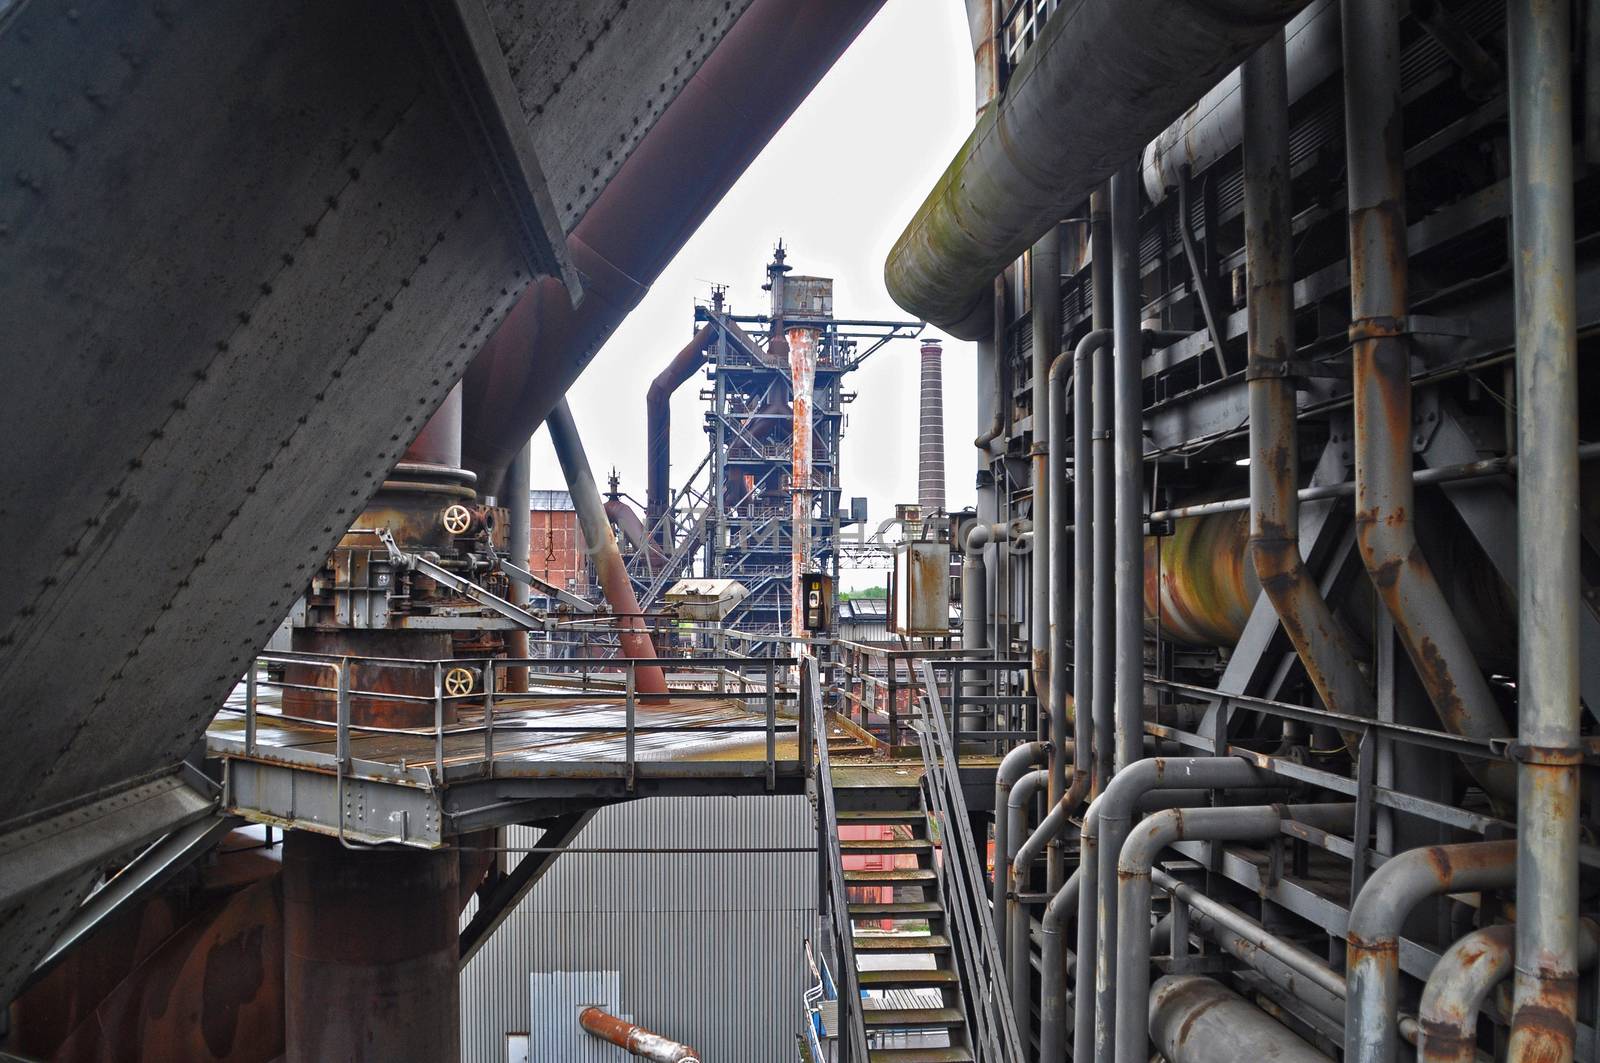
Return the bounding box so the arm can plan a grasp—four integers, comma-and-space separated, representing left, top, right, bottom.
807, 657, 870, 1062
916, 659, 1026, 1063
230, 653, 801, 793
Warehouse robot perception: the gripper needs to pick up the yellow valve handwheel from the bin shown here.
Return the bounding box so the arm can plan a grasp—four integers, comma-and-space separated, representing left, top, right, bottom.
443, 666, 475, 697
441, 504, 473, 536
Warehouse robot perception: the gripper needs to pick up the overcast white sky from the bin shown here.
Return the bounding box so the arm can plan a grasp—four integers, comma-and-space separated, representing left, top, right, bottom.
527, 0, 979, 586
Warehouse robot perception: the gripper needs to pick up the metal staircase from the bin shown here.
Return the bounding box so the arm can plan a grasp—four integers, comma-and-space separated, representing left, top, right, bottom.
808, 658, 1023, 1063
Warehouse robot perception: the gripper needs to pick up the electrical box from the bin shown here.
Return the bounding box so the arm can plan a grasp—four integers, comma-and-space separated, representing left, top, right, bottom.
893, 541, 952, 636
801, 572, 834, 632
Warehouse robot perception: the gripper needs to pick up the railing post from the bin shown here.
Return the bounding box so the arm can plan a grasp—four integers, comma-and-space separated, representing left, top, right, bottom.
800, 659, 814, 779
245, 659, 257, 758
887, 659, 898, 747
336, 658, 351, 768
433, 660, 444, 778
483, 658, 496, 775
765, 658, 777, 790
625, 661, 637, 793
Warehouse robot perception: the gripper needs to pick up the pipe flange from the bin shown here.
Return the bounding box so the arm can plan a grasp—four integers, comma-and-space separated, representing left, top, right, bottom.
1500, 742, 1586, 766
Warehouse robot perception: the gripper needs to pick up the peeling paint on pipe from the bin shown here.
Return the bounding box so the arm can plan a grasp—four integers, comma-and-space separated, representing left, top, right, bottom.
1343, 840, 1516, 1063
579, 1006, 702, 1063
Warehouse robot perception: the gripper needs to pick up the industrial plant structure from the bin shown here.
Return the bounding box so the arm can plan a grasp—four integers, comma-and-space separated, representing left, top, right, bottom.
2, 0, 1597, 1062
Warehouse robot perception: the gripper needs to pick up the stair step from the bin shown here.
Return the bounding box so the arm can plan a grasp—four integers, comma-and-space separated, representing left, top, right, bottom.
867, 1049, 975, 1063
840, 838, 931, 855
864, 1007, 966, 1029
848, 901, 944, 918
856, 968, 959, 989
837, 810, 927, 825
844, 867, 935, 885
852, 934, 952, 952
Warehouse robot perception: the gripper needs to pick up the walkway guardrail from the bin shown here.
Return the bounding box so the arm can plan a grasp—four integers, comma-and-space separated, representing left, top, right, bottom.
218, 652, 803, 791
916, 660, 1027, 1063
834, 640, 964, 747
806, 657, 870, 1062
918, 657, 1036, 759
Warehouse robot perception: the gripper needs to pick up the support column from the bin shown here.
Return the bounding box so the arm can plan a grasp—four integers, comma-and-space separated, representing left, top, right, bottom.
284, 832, 460, 1063
1110, 163, 1145, 774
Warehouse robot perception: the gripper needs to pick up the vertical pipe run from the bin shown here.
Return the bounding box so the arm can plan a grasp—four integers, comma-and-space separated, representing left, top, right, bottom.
547, 400, 667, 694
1341, 0, 1515, 805
992, 740, 1050, 951
1065, 331, 1111, 795
505, 440, 532, 692
1342, 840, 1517, 1063
1032, 223, 1064, 888
1110, 164, 1145, 774
789, 325, 819, 644
1507, 0, 1583, 1055
1090, 187, 1117, 793
1243, 34, 1374, 729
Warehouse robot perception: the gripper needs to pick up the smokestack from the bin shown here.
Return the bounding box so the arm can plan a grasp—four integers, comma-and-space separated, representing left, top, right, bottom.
918, 338, 946, 515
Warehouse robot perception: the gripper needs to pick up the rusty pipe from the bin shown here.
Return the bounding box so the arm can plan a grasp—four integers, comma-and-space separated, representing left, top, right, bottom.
1090, 188, 1116, 794
578, 1006, 701, 1063
1419, 920, 1598, 1063
1004, 766, 1049, 1022
505, 440, 531, 693
1149, 975, 1334, 1063
646, 323, 718, 544
789, 326, 818, 643
1111, 164, 1145, 777
1341, 0, 1514, 807
546, 400, 667, 694
1507, 0, 1584, 1055
1008, 771, 1091, 1024
461, 0, 888, 495
1343, 840, 1517, 1063
1113, 803, 1355, 1062
1075, 757, 1268, 1063
1243, 32, 1374, 739
993, 741, 1051, 951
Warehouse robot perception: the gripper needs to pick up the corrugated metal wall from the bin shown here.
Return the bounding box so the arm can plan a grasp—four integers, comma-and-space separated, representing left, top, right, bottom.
460, 794, 817, 1062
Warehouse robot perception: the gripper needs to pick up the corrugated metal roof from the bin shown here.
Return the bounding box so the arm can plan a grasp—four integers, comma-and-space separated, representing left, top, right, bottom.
530, 488, 576, 512
461, 795, 817, 1062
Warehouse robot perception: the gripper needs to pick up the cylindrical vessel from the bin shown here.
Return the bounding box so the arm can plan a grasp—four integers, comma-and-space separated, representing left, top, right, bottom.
918, 339, 946, 515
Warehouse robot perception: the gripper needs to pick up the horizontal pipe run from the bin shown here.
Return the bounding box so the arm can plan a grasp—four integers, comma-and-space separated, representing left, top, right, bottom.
1114, 803, 1355, 1062
1147, 443, 1600, 521
1344, 840, 1517, 1063
578, 1006, 701, 1063
1149, 975, 1334, 1063
883, 0, 1312, 336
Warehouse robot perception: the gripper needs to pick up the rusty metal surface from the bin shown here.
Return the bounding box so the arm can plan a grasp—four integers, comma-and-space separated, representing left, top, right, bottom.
788, 326, 819, 640
460, 0, 889, 493
579, 1005, 702, 1062
1149, 975, 1332, 1063
283, 832, 459, 1062
1143, 513, 1261, 648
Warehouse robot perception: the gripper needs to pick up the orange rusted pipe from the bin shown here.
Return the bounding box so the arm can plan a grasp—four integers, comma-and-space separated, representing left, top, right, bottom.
547, 400, 667, 695
578, 1006, 701, 1063
789, 325, 818, 642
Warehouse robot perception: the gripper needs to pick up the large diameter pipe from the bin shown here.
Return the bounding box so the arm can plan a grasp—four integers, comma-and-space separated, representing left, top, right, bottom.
1420, 921, 1599, 1063
1343, 840, 1517, 1063
1113, 803, 1355, 1062
646, 323, 718, 543
547, 400, 667, 694
1075, 757, 1267, 1063
1142, 0, 1341, 204
882, 0, 1312, 337
992, 742, 1051, 951
506, 440, 532, 693
1242, 34, 1374, 735
578, 1006, 701, 1063
1341, 0, 1514, 806
461, 0, 887, 495
1507, 0, 1584, 1055
1149, 975, 1334, 1063
1110, 165, 1145, 776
